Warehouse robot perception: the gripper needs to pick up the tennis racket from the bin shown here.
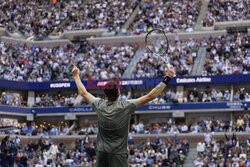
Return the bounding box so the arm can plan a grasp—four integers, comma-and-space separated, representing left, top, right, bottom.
145, 29, 172, 70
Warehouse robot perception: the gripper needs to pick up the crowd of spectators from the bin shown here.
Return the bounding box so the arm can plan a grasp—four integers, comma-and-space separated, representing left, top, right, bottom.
194, 132, 249, 166
0, 92, 26, 107
129, 0, 201, 35
3, 41, 138, 83
0, 135, 97, 166
34, 93, 77, 107
128, 136, 189, 166
130, 114, 249, 135
74, 42, 137, 80
1, 87, 248, 108
0, 15, 14, 33
203, 34, 250, 75
203, 33, 250, 76
0, 15, 7, 28
0, 134, 190, 166
0, 42, 76, 82
132, 39, 200, 78
1, 35, 248, 82
233, 88, 250, 102
4, 113, 247, 136
0, 134, 191, 166
131, 87, 250, 105
0, 0, 75, 38
0, 91, 78, 107
57, 0, 141, 34
1, 121, 71, 136
203, 0, 249, 27
0, 115, 248, 165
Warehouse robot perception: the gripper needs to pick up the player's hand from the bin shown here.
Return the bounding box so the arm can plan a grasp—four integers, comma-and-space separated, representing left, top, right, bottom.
167, 67, 176, 78
72, 66, 80, 78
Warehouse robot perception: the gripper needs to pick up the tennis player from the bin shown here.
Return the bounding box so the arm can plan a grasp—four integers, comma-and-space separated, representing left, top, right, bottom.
72, 66, 176, 167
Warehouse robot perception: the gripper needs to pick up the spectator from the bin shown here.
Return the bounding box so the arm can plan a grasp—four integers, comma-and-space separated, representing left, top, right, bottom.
236, 116, 244, 132
204, 130, 212, 145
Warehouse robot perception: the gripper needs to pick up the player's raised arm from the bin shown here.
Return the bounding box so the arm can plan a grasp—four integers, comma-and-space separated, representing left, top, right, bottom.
136, 67, 176, 108
72, 66, 94, 104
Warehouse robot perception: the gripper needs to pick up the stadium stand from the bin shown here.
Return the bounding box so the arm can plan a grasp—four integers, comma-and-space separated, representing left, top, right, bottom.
0, 0, 249, 166
73, 42, 137, 80
0, 14, 13, 33
203, 33, 250, 76
132, 39, 201, 78
1, 33, 248, 82
1, 113, 249, 136
202, 0, 249, 27
129, 0, 201, 35
0, 42, 76, 82
0, 135, 97, 166
0, 0, 71, 38
128, 137, 189, 166
0, 133, 192, 166
34, 93, 77, 107
57, 0, 141, 34
0, 92, 26, 107
1, 86, 249, 107
131, 87, 248, 104
194, 133, 249, 166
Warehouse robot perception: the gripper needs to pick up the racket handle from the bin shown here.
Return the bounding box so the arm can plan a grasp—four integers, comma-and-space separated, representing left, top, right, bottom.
166, 63, 171, 69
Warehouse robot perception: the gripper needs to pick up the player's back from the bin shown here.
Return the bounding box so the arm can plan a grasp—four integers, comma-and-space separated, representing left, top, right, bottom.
91, 97, 137, 154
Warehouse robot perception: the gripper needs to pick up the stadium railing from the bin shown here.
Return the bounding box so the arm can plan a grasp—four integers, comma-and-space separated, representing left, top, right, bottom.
87, 30, 227, 45
49, 29, 108, 40
0, 27, 7, 36
0, 102, 249, 116
1, 36, 74, 47
0, 132, 248, 144
214, 20, 250, 30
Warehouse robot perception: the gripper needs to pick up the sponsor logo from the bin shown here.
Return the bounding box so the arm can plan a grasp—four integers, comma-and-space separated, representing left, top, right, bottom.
50, 83, 71, 88
226, 102, 243, 109
69, 107, 93, 112
176, 77, 211, 84
96, 80, 143, 87
149, 105, 171, 110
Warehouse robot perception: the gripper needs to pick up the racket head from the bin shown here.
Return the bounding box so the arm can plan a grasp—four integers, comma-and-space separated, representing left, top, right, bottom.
145, 29, 169, 56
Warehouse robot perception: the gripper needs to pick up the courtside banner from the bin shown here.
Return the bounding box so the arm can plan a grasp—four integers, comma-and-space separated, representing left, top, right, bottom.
0, 74, 249, 90
0, 102, 249, 114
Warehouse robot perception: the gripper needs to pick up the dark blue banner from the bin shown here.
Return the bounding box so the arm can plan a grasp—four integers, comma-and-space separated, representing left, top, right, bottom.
0, 102, 249, 114
0, 74, 249, 90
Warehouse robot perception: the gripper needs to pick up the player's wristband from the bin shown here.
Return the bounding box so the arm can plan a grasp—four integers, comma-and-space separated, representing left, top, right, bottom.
162, 76, 172, 85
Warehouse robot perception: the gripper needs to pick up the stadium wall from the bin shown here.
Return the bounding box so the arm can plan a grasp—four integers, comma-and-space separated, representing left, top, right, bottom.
0, 132, 248, 145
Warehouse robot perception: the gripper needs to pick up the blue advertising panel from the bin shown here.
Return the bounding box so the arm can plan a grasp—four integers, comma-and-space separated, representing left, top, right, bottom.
0, 74, 249, 90
0, 102, 249, 114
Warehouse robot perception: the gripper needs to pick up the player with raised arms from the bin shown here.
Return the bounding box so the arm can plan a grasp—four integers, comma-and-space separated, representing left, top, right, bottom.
72, 66, 175, 167
72, 28, 175, 167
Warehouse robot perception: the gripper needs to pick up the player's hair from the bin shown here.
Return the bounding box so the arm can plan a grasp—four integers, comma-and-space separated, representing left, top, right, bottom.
104, 81, 119, 101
